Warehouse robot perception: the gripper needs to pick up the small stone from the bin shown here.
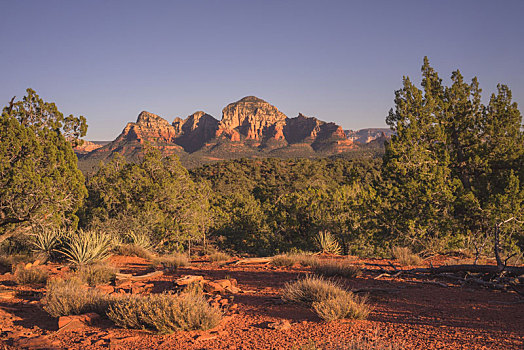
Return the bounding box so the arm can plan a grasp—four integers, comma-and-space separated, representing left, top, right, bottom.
226, 285, 241, 294
215, 279, 232, 289
95, 285, 115, 294
176, 275, 204, 286
219, 298, 229, 306
204, 281, 225, 294
195, 334, 217, 341
15, 335, 58, 349
0, 289, 16, 300
267, 319, 292, 330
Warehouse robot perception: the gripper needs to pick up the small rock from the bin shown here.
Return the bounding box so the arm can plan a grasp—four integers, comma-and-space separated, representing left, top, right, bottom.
176, 275, 204, 286
215, 279, 232, 289
226, 285, 241, 294
219, 298, 229, 306
15, 335, 59, 349
204, 281, 225, 294
58, 312, 100, 330
95, 285, 115, 294
0, 289, 16, 300
267, 319, 292, 331
195, 334, 217, 341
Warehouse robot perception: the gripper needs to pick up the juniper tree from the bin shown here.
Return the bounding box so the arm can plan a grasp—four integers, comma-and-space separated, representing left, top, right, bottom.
0, 89, 87, 243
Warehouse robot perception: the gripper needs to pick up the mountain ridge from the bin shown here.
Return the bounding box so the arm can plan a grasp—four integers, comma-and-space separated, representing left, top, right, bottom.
76, 96, 391, 169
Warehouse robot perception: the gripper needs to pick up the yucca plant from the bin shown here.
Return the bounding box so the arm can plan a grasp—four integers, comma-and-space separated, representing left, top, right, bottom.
30, 228, 63, 259
124, 231, 154, 251
59, 229, 113, 266
316, 231, 342, 255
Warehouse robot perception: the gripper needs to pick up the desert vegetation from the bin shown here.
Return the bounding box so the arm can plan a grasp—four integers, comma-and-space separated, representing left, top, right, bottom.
0, 60, 522, 349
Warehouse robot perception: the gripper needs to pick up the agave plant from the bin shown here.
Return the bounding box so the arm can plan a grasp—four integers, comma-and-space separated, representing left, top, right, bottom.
59, 229, 113, 265
124, 230, 153, 251
30, 228, 64, 259
316, 231, 342, 255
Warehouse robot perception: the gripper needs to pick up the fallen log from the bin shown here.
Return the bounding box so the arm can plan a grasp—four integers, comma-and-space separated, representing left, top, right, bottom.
410, 264, 524, 276
233, 257, 271, 265
115, 270, 164, 281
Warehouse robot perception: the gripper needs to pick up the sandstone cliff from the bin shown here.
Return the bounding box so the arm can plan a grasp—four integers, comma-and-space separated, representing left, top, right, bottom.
79, 96, 373, 169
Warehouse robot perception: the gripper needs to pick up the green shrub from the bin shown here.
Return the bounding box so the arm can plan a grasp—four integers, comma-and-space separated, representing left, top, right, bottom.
153, 253, 189, 270
209, 252, 231, 262
391, 247, 423, 266
311, 260, 361, 278
282, 275, 346, 305
312, 293, 370, 321
316, 231, 342, 255
60, 230, 113, 265
107, 292, 222, 333
116, 244, 154, 260
43, 277, 109, 317
77, 264, 118, 286
14, 265, 49, 285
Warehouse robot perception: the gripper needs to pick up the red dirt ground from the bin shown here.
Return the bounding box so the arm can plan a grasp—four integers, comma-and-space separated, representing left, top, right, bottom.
1, 255, 523, 349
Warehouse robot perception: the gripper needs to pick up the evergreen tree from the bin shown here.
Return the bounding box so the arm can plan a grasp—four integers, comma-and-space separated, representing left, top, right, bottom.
85, 150, 207, 249
0, 89, 87, 242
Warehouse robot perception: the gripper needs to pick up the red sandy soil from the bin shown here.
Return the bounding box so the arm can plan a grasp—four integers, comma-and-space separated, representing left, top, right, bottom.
1, 255, 523, 349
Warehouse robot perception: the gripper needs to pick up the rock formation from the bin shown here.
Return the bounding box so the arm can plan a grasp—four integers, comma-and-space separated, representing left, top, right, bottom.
78, 96, 389, 169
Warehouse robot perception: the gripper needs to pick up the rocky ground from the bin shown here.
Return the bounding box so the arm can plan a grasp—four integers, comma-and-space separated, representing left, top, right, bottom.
0, 255, 523, 349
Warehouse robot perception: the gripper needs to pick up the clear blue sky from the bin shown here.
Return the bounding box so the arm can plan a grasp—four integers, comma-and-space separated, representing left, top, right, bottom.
1, 0, 523, 140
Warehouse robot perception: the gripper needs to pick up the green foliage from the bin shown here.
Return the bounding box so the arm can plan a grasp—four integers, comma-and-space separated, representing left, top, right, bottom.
192, 157, 381, 255
14, 265, 49, 285
316, 231, 342, 255
0, 89, 87, 243
60, 229, 113, 265
383, 57, 524, 256
77, 263, 118, 286
84, 150, 209, 250
107, 292, 222, 333
43, 277, 109, 317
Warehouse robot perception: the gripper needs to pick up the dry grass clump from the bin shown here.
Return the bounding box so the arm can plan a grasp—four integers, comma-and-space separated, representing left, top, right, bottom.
77, 264, 118, 286
209, 252, 231, 262
43, 277, 109, 317
116, 244, 154, 260
153, 253, 189, 270
271, 253, 319, 267
283, 275, 346, 305
271, 254, 297, 267
14, 264, 49, 285
392, 247, 423, 266
311, 260, 362, 279
107, 292, 222, 333
283, 275, 370, 321
312, 293, 370, 321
